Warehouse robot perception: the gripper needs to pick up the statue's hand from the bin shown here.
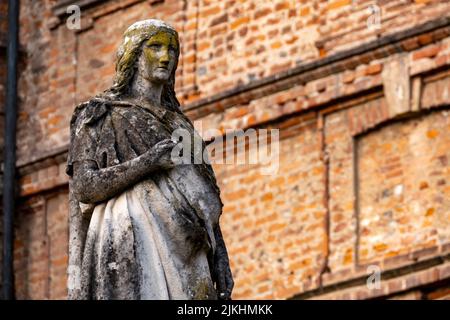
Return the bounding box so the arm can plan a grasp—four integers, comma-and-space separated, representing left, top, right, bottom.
213, 247, 234, 300
146, 138, 177, 169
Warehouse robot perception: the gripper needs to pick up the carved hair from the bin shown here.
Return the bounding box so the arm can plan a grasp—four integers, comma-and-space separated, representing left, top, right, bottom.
101, 19, 180, 109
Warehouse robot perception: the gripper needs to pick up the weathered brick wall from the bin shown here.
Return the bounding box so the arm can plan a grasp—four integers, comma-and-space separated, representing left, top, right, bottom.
12, 0, 449, 164
14, 189, 68, 299
16, 0, 75, 164
215, 119, 326, 299
1, 0, 449, 299
0, 0, 6, 42
188, 0, 449, 99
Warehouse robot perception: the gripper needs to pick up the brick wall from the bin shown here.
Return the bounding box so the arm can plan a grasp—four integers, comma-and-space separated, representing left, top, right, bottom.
14, 189, 68, 299
215, 118, 325, 299
0, 0, 449, 299
12, 0, 450, 164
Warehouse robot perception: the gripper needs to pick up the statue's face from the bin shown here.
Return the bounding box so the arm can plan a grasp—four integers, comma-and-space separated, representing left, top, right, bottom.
140, 30, 178, 84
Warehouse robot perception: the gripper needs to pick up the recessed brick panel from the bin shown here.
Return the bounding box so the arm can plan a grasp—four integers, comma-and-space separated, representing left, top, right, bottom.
357, 110, 450, 264
14, 190, 69, 299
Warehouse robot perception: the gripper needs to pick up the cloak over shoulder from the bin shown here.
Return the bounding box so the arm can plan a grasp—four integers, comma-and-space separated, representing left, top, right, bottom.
66, 97, 223, 299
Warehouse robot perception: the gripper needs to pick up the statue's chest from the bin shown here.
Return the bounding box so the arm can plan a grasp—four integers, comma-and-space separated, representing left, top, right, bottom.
100, 106, 192, 164
114, 107, 173, 140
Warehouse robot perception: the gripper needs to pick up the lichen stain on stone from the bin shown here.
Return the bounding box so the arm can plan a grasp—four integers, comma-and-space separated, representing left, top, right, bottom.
192, 279, 214, 300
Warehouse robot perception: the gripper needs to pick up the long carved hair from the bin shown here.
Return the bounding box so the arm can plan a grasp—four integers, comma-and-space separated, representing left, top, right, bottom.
100, 19, 181, 110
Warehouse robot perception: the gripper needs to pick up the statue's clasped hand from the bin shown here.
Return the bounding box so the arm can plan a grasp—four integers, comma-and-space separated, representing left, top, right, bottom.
150, 138, 178, 169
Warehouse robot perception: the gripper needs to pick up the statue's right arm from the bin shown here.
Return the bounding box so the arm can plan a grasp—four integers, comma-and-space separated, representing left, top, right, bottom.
71, 139, 176, 204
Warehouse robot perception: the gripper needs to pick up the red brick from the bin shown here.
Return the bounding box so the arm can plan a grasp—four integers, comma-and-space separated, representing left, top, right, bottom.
327, 0, 351, 11
364, 63, 382, 75
412, 44, 441, 60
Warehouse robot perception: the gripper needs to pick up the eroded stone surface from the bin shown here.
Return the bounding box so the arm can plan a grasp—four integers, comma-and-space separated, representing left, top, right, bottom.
67, 19, 233, 300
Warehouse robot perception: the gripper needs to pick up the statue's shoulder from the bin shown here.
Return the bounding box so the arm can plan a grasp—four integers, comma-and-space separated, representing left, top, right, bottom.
70, 96, 134, 127
70, 98, 104, 127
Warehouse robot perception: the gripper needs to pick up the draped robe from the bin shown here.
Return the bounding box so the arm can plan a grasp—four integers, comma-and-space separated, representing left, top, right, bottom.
66, 97, 223, 299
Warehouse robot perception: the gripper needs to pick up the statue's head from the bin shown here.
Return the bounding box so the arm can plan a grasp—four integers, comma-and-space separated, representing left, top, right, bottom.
104, 19, 180, 108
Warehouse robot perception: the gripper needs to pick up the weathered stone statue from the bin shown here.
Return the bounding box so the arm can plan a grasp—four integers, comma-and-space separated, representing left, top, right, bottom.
66, 19, 233, 300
